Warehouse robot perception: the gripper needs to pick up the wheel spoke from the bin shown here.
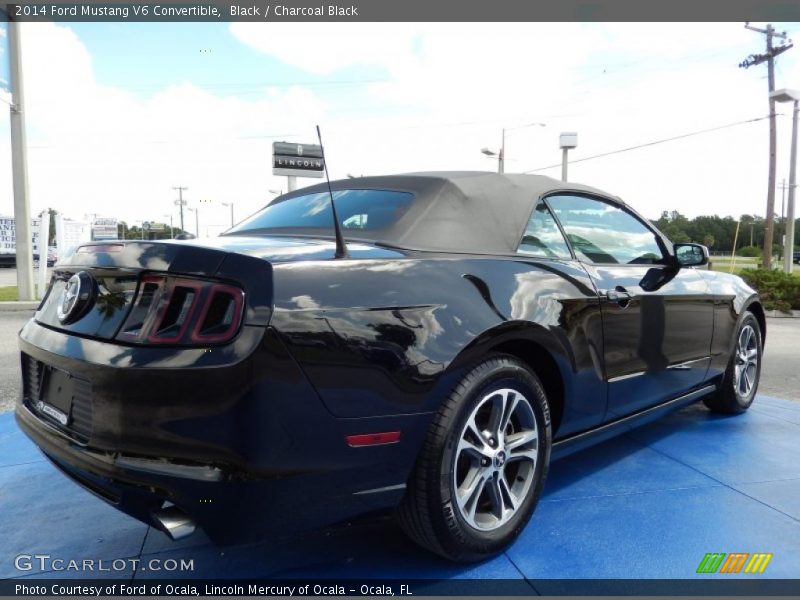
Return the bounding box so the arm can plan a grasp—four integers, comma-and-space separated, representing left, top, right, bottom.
506, 429, 538, 453
486, 474, 504, 519
459, 416, 491, 460
506, 448, 538, 463
457, 467, 490, 520
498, 474, 518, 512
500, 391, 521, 436
486, 391, 508, 442
739, 326, 752, 354
457, 436, 490, 462
744, 364, 756, 393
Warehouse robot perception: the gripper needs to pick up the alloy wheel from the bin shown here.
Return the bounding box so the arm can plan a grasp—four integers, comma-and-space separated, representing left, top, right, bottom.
453, 387, 539, 531
734, 324, 759, 398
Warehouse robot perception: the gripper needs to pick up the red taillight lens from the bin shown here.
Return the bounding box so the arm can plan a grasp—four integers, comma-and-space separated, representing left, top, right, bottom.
116, 274, 244, 346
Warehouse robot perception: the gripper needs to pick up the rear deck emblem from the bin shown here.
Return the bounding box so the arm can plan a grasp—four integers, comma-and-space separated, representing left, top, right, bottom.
57, 272, 95, 324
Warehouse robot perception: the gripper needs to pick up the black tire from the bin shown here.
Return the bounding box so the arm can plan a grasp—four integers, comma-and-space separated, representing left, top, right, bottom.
704, 312, 763, 414
397, 354, 551, 562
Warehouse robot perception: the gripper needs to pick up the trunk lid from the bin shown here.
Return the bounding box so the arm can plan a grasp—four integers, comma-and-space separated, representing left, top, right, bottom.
34, 236, 403, 340
35, 239, 267, 339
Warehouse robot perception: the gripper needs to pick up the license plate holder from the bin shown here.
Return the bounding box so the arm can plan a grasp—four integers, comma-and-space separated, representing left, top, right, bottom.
37, 366, 76, 427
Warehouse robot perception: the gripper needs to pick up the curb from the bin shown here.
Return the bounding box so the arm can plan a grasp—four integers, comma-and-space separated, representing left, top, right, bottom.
765, 310, 800, 319
0, 301, 39, 311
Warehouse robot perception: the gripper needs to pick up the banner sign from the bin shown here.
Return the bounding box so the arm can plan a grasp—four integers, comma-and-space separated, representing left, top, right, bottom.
56, 217, 91, 258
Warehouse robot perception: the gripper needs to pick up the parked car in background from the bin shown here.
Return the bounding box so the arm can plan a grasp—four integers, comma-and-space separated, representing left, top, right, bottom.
16, 172, 765, 562
0, 249, 56, 268
794, 250, 800, 264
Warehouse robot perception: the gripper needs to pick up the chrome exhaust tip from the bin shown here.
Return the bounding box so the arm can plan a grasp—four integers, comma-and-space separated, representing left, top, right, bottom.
152, 505, 196, 541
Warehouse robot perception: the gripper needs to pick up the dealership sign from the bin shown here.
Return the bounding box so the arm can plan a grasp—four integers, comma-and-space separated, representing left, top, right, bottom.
92, 217, 118, 241
272, 142, 325, 178
0, 216, 42, 255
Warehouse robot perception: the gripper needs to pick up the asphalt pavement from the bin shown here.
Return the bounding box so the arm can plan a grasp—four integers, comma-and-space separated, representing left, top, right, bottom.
0, 312, 28, 413
760, 318, 800, 401
0, 312, 798, 414
0, 267, 51, 287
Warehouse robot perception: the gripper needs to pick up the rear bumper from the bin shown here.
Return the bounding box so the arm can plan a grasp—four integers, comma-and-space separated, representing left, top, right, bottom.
16, 320, 431, 543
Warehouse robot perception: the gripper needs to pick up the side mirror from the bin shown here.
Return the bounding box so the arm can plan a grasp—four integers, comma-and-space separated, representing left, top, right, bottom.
674, 243, 709, 267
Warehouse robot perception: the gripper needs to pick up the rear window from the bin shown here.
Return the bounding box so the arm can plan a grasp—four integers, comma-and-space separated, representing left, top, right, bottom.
227, 189, 414, 234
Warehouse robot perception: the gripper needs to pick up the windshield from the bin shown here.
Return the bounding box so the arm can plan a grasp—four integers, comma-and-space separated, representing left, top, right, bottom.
226, 189, 415, 236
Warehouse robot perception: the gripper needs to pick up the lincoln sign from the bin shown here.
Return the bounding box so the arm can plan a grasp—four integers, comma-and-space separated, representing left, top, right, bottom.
272, 142, 325, 178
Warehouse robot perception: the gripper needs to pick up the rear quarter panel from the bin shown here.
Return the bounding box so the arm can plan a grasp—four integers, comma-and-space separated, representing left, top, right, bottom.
271, 256, 607, 438
696, 269, 763, 378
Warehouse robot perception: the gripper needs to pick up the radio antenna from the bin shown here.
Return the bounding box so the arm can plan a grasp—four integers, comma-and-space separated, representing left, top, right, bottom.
316, 125, 348, 259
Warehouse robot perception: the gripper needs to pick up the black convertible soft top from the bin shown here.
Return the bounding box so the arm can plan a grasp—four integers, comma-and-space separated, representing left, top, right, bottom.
264, 171, 625, 255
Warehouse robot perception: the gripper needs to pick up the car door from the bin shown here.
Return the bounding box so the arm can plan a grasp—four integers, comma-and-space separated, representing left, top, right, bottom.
546, 193, 714, 421
514, 198, 608, 435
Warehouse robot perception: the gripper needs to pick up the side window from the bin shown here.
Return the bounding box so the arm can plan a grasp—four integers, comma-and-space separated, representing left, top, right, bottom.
517, 200, 572, 258
547, 194, 665, 265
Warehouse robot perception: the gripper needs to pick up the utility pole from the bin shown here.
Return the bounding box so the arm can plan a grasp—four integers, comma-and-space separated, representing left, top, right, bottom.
740, 23, 793, 269
173, 186, 188, 233
9, 18, 34, 300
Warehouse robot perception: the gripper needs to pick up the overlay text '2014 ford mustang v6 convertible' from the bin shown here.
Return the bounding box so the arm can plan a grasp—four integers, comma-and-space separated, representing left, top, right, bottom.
16, 172, 764, 562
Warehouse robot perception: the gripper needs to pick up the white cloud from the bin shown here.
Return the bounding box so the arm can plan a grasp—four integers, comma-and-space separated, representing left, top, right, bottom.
230, 22, 421, 74
0, 20, 798, 238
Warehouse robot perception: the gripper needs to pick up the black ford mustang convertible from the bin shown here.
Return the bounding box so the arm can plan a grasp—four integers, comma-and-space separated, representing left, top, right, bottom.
17, 172, 764, 562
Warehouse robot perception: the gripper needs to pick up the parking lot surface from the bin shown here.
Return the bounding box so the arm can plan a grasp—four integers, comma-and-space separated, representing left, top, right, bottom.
1, 396, 799, 586
0, 268, 51, 288
1, 313, 798, 588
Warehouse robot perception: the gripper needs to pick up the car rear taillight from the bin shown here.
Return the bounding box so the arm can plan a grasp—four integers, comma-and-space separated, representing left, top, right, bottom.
116, 274, 244, 345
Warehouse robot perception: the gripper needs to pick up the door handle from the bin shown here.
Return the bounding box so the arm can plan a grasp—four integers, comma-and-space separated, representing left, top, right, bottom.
604, 286, 632, 308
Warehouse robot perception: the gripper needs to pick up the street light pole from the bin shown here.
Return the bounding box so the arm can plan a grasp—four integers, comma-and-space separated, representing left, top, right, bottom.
559, 132, 578, 182
499, 128, 505, 174
222, 202, 234, 227
785, 99, 798, 273
770, 89, 800, 273
480, 122, 545, 174
187, 208, 199, 237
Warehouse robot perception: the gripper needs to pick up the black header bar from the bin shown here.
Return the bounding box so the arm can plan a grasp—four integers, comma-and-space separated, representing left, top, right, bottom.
4, 0, 800, 22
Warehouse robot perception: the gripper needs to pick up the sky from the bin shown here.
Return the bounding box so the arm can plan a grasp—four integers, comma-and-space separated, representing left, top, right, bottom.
1, 21, 800, 236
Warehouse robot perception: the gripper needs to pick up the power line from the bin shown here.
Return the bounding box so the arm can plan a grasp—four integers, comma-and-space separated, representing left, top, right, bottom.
523, 114, 773, 173
119, 78, 391, 93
